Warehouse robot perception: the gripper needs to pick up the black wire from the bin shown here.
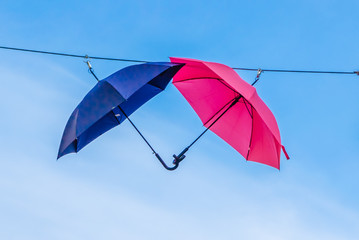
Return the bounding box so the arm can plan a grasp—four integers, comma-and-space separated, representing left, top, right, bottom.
0, 46, 148, 63
1, 45, 358, 75
233, 67, 356, 75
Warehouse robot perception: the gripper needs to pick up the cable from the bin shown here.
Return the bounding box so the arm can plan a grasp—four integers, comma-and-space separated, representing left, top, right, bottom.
233, 67, 356, 75
0, 46, 148, 63
1, 45, 358, 75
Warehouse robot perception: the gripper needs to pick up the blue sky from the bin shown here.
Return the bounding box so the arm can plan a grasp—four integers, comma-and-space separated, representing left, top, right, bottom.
1, 0, 359, 239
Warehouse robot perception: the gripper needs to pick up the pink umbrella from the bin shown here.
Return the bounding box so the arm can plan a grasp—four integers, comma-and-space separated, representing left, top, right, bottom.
170, 57, 289, 169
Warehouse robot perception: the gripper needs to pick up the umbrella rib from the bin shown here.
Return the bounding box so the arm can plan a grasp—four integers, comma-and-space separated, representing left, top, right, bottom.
175, 77, 238, 94
203, 97, 239, 126
176, 76, 241, 126
246, 106, 254, 160
147, 71, 168, 90
243, 99, 253, 119
148, 81, 164, 90
175, 77, 221, 83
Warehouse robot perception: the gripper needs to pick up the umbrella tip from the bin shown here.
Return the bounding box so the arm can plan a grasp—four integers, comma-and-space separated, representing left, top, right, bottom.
282, 146, 290, 160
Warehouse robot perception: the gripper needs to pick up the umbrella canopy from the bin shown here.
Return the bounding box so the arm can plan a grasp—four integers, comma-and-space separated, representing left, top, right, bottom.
170, 57, 288, 169
58, 62, 183, 159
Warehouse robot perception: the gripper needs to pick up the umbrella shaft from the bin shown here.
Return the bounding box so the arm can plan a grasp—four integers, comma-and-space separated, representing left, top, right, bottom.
179, 96, 241, 158
117, 107, 180, 170
193, 96, 240, 146
117, 106, 157, 154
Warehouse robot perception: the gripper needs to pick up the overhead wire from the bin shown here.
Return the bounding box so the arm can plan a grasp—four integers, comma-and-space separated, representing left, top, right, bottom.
232, 67, 357, 75
1, 45, 358, 75
0, 45, 148, 63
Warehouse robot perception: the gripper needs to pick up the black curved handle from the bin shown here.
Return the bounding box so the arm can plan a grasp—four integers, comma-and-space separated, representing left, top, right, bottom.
154, 146, 190, 171
155, 153, 179, 171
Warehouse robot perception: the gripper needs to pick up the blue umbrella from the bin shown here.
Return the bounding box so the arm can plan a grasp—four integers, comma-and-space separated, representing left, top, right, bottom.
58, 62, 183, 159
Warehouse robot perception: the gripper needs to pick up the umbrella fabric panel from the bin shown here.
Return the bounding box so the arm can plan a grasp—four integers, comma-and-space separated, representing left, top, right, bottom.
106, 62, 181, 99
171, 57, 256, 100
58, 104, 123, 159
248, 91, 281, 144
58, 80, 125, 158
207, 99, 253, 159
170, 57, 221, 82
206, 98, 281, 169
109, 63, 183, 124
203, 61, 256, 100
117, 79, 169, 122
173, 78, 238, 125
247, 110, 281, 169
75, 111, 120, 153
58, 108, 79, 158
147, 63, 185, 90
75, 80, 126, 136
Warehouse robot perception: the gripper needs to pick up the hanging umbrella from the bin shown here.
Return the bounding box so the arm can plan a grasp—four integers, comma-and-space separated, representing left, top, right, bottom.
170, 57, 289, 169
58, 62, 183, 159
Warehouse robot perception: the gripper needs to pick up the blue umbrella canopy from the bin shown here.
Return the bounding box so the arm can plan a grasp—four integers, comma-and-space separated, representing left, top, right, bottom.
58, 62, 183, 159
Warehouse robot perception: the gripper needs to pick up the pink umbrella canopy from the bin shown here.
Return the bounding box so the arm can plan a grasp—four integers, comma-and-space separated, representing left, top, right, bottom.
170, 57, 289, 169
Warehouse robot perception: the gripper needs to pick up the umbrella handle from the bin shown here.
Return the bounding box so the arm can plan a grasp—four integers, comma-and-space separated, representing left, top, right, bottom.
154, 147, 190, 171
155, 153, 179, 171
